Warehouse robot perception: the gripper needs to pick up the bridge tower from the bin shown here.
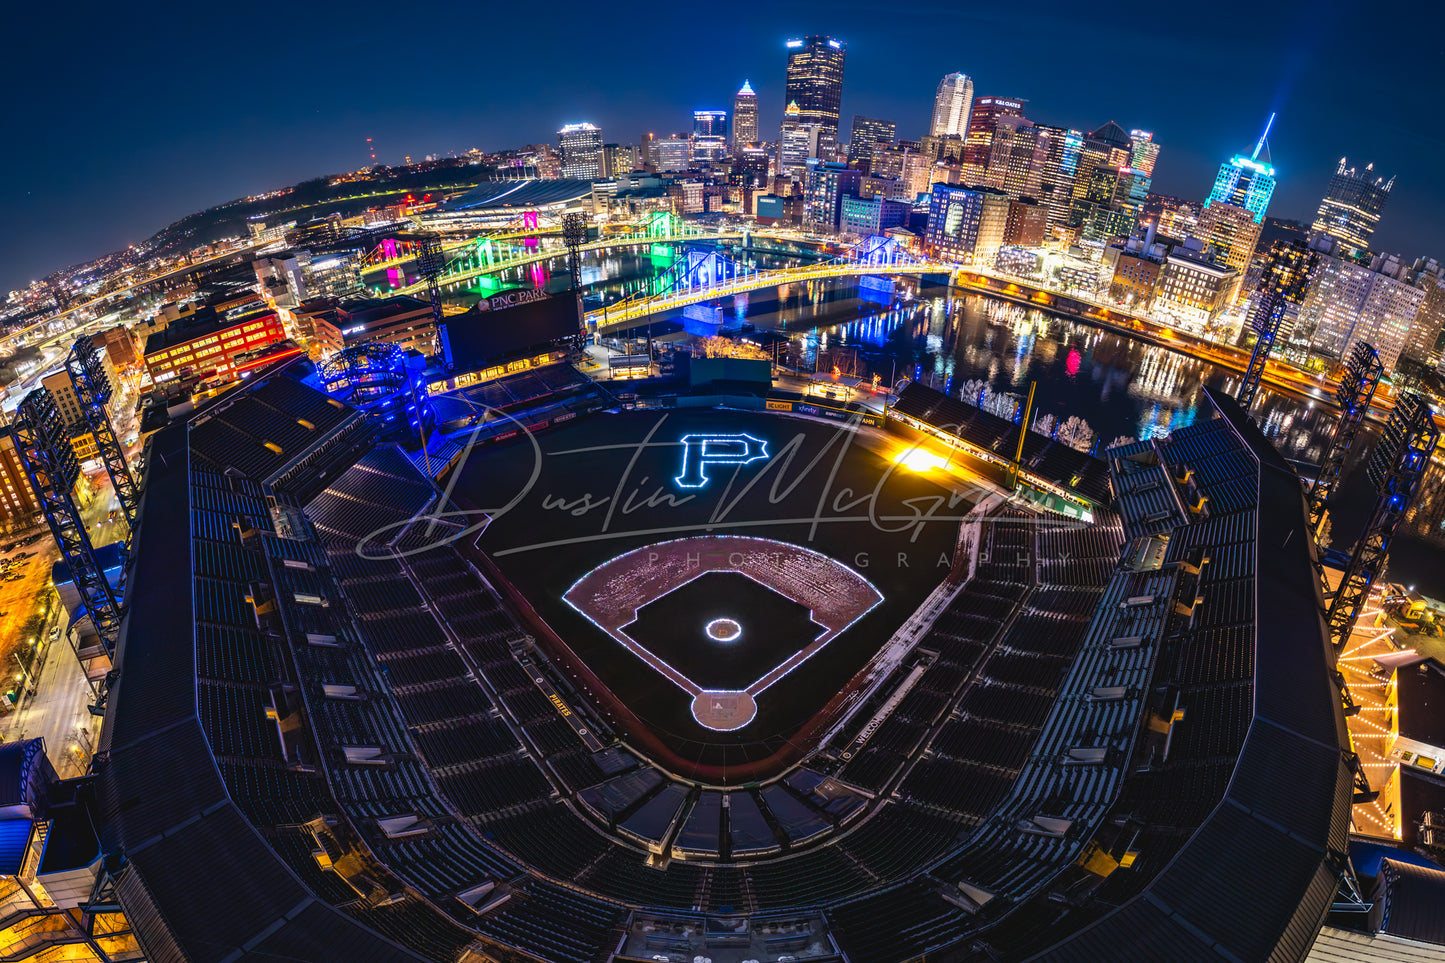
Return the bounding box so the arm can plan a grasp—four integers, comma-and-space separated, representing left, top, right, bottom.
1236, 239, 1316, 411
65, 336, 141, 532
1307, 341, 1384, 534
1325, 393, 1437, 654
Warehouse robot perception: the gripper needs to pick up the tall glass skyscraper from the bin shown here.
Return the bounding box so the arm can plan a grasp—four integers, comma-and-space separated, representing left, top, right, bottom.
1311, 158, 1394, 254
731, 81, 758, 148
556, 123, 603, 179
1205, 116, 1277, 224
930, 72, 974, 139
1200, 116, 1278, 300
847, 115, 896, 168
784, 36, 846, 147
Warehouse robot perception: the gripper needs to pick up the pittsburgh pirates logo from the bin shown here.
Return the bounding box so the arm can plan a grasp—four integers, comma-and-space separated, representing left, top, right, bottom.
674, 434, 768, 489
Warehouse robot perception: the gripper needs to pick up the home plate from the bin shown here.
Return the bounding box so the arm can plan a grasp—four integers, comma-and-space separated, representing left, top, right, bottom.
691, 690, 758, 731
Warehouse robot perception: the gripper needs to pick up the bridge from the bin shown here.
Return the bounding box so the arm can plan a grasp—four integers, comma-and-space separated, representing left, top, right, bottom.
361, 212, 730, 288
587, 235, 957, 333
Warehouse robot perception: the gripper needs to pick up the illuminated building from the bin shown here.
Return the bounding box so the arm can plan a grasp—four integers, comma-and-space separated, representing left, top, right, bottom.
784, 36, 846, 152
1199, 202, 1264, 292
1154, 245, 1239, 327
291, 299, 346, 358
601, 143, 637, 177
1311, 157, 1394, 255
859, 173, 909, 201
652, 135, 691, 173
94, 324, 139, 368
1403, 258, 1445, 366
1299, 236, 1424, 373
693, 110, 728, 140
839, 195, 910, 236
1033, 124, 1083, 236
803, 161, 861, 232
777, 103, 820, 179
690, 134, 727, 163
960, 95, 1027, 183
919, 132, 964, 165
731, 81, 758, 147
930, 72, 974, 139
1129, 130, 1160, 176
143, 305, 286, 383
1105, 243, 1164, 305
730, 147, 771, 188
0, 429, 42, 528
1085, 120, 1133, 167
556, 122, 603, 179
1003, 197, 1049, 247
1201, 116, 1277, 282
847, 115, 895, 169
337, 295, 438, 356
924, 183, 1010, 264
984, 116, 1045, 199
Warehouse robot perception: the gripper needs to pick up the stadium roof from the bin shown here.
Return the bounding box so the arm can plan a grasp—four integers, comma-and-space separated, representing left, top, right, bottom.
443, 178, 594, 211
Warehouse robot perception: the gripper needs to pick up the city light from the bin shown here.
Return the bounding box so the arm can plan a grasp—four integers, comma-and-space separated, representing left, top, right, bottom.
1, 18, 1441, 963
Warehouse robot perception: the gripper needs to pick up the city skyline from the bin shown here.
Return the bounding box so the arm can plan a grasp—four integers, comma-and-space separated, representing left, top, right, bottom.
2, 0, 1440, 296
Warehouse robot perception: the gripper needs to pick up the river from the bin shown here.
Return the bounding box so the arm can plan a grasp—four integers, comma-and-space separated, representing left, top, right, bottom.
423, 244, 1445, 595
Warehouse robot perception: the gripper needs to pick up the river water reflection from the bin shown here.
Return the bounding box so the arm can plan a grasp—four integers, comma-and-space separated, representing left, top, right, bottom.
436, 249, 1445, 593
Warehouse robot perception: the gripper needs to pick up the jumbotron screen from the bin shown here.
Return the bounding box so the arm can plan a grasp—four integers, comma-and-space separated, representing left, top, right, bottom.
439, 289, 579, 371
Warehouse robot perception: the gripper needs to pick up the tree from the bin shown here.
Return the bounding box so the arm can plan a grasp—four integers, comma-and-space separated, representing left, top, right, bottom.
1032, 413, 1057, 438
983, 390, 1019, 421
1105, 435, 1135, 451
1055, 415, 1095, 452
959, 379, 988, 407
697, 336, 768, 360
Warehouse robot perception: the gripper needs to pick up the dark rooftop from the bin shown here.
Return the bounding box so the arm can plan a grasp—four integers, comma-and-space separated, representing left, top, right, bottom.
1395, 658, 1445, 746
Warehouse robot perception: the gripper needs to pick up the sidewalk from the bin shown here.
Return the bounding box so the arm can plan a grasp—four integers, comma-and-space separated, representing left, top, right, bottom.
0, 613, 101, 777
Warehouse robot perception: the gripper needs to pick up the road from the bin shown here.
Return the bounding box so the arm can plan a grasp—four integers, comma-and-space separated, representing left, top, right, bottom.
0, 473, 124, 774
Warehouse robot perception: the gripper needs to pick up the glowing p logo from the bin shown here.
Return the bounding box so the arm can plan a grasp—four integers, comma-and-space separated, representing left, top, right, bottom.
674, 434, 768, 489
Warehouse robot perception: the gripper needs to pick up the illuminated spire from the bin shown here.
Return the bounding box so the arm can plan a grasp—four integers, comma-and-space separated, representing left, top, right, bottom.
1252, 112, 1275, 161
738, 80, 755, 97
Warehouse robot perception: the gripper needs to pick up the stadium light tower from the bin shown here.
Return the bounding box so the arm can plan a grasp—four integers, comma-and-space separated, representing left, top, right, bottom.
1325, 393, 1437, 654
1237, 239, 1316, 411
65, 335, 141, 532
401, 231, 447, 332
561, 211, 589, 331
1306, 341, 1383, 533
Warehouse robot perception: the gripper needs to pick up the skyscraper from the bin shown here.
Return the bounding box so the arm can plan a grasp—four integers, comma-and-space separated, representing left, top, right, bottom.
1129, 130, 1160, 177
1205, 117, 1277, 223
732, 81, 759, 148
784, 36, 846, 151
1312, 158, 1394, 254
557, 123, 603, 179
984, 116, 1045, 199
777, 101, 821, 179
847, 115, 896, 169
693, 110, 728, 140
960, 96, 1027, 184
1200, 116, 1278, 293
930, 72, 974, 139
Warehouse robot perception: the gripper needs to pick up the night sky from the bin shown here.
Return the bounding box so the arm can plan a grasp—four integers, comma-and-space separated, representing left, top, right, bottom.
3, 0, 1442, 296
